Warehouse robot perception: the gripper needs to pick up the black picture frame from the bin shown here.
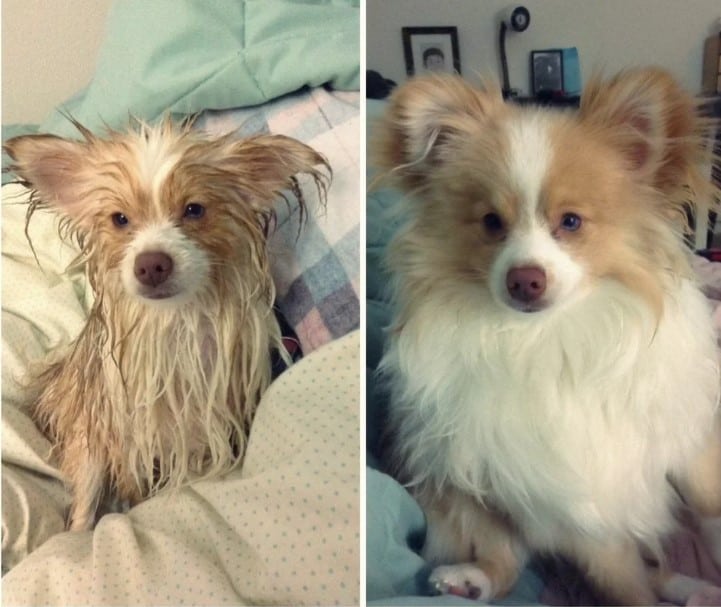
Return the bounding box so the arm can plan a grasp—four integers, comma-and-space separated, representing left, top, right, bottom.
402, 26, 461, 77
531, 50, 564, 96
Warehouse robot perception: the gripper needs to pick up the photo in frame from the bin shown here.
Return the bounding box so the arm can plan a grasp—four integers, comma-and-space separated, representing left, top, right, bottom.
402, 26, 461, 76
531, 49, 564, 96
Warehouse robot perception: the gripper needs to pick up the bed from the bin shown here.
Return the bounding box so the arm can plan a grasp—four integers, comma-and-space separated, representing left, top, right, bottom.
2, 2, 360, 605
365, 97, 721, 606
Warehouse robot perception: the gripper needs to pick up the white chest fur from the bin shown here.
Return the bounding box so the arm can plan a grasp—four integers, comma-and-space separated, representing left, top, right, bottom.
384, 279, 720, 548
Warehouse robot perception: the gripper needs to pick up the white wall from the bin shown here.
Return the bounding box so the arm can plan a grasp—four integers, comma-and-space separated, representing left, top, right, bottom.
367, 0, 721, 95
2, 0, 113, 124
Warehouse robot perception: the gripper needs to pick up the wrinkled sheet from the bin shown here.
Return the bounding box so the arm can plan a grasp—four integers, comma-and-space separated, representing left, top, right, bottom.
2, 330, 360, 605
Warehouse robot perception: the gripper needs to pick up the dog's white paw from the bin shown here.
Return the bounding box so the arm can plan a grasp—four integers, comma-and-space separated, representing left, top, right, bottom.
686, 585, 721, 606
429, 563, 493, 601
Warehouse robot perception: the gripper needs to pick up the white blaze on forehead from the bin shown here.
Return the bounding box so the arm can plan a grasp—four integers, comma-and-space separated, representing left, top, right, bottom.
504, 112, 554, 223
489, 114, 586, 310
134, 127, 183, 209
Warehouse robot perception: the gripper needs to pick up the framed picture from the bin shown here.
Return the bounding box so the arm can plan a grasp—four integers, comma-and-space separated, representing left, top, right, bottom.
531, 50, 564, 96
402, 26, 461, 76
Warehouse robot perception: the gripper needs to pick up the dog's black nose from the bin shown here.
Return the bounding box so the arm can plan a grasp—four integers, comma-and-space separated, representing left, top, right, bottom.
506, 266, 546, 303
134, 251, 174, 287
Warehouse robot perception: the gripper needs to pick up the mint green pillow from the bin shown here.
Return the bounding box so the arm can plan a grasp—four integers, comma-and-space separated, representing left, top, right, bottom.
41, 0, 360, 137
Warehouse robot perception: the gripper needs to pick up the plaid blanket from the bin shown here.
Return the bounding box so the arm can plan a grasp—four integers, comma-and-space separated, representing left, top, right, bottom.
196, 87, 360, 353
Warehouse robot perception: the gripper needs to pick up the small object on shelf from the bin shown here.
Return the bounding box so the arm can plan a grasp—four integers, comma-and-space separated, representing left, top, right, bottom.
530, 47, 581, 99
498, 6, 531, 98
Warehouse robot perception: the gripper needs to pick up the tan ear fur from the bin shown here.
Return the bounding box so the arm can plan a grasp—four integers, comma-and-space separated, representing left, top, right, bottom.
217, 133, 331, 211
375, 74, 505, 188
580, 68, 710, 197
4, 134, 89, 212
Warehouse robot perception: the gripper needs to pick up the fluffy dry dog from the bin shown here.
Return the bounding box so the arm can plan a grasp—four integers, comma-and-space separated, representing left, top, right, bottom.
5, 120, 328, 531
377, 69, 721, 605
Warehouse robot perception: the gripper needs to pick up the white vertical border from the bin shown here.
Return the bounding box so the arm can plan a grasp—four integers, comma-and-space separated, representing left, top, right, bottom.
359, 1, 368, 606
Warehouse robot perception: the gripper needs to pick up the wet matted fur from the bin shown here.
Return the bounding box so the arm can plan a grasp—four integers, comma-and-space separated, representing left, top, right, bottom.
4, 119, 329, 530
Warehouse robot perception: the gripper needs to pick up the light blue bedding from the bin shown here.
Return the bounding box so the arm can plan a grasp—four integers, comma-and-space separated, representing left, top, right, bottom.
39, 0, 359, 138
4, 1, 359, 183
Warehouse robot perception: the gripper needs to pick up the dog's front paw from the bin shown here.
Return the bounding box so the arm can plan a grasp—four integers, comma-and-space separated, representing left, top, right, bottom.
686, 586, 721, 606
429, 563, 493, 601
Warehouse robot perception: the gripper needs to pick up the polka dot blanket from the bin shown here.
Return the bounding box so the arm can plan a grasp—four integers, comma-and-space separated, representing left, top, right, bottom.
2, 331, 359, 605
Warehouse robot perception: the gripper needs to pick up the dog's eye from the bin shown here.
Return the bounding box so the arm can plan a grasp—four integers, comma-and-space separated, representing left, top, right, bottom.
560, 213, 582, 231
183, 203, 205, 219
111, 212, 129, 228
482, 212, 504, 234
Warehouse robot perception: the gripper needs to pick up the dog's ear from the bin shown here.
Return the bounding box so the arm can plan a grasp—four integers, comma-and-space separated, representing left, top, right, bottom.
374, 74, 504, 187
220, 134, 330, 208
579, 68, 706, 195
4, 134, 89, 213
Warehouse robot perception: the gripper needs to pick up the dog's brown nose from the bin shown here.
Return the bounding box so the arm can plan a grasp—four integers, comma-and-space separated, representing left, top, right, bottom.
506, 266, 546, 303
134, 251, 173, 287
